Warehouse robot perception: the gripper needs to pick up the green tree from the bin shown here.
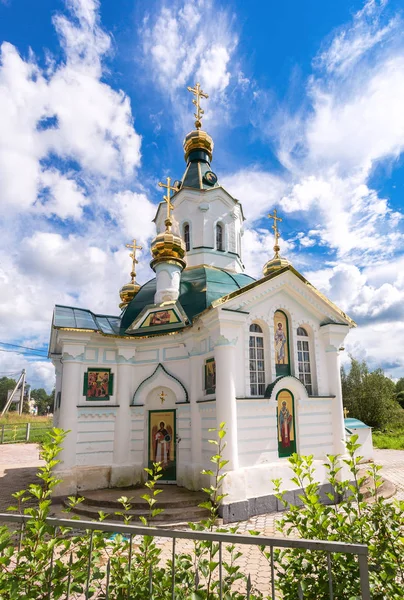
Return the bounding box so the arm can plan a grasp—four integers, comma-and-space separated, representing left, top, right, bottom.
395, 378, 404, 409
31, 388, 54, 415
0, 376, 17, 412
341, 357, 396, 429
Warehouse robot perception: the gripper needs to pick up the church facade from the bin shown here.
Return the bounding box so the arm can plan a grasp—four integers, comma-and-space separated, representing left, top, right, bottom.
49, 85, 355, 521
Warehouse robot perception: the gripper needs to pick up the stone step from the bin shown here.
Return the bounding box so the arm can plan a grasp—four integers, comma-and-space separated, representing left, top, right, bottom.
77, 486, 209, 510
69, 502, 210, 524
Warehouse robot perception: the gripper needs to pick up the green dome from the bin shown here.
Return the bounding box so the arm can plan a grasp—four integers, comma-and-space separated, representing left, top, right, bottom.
120, 266, 255, 333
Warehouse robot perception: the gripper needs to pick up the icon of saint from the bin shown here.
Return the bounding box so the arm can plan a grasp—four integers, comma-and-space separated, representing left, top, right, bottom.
279, 401, 293, 448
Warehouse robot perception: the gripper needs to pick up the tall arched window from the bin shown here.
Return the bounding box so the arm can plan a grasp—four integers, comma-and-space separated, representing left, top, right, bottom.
183, 223, 190, 251
297, 327, 312, 395
216, 223, 224, 251
249, 323, 265, 396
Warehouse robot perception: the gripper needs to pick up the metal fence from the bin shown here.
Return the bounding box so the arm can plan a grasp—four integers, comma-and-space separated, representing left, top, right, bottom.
0, 513, 371, 599
0, 422, 52, 444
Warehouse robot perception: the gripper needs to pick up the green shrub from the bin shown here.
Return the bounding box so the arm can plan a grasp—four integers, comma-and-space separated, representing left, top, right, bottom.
1, 428, 403, 598
268, 435, 404, 599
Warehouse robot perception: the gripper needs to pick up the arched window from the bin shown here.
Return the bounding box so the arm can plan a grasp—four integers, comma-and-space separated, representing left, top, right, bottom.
183, 223, 190, 251
297, 327, 312, 395
216, 223, 224, 251
249, 323, 265, 396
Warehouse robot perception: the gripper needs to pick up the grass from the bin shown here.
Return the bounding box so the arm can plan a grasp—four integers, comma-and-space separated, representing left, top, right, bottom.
0, 414, 52, 444
0, 413, 51, 424
373, 431, 404, 450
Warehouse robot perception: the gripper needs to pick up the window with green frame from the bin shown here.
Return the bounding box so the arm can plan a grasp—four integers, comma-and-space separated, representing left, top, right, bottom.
83, 368, 114, 400
204, 358, 216, 395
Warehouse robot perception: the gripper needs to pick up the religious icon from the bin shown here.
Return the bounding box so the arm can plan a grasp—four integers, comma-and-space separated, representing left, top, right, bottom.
150, 310, 171, 326
274, 310, 290, 376
277, 390, 296, 458
149, 410, 176, 480
203, 171, 218, 186
140, 308, 181, 328
85, 369, 111, 399
205, 358, 216, 394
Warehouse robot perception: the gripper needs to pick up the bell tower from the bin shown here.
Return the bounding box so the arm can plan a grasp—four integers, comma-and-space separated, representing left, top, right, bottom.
153, 83, 245, 274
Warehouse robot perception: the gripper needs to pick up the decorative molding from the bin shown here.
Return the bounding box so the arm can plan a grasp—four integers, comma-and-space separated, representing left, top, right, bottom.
132, 362, 189, 404
212, 334, 238, 347
62, 351, 84, 362
117, 347, 137, 362
77, 409, 117, 419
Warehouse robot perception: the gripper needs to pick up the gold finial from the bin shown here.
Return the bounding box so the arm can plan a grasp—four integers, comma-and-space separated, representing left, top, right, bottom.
158, 176, 177, 229
187, 82, 209, 130
125, 239, 142, 283
344, 407, 349, 419
268, 209, 283, 258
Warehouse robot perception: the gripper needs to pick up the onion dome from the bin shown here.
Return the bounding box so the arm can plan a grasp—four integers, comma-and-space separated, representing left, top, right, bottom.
263, 252, 290, 277
183, 129, 214, 163
119, 281, 140, 310
150, 221, 186, 272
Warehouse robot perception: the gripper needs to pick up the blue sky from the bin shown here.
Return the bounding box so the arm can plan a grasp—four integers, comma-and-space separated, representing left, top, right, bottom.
0, 0, 403, 390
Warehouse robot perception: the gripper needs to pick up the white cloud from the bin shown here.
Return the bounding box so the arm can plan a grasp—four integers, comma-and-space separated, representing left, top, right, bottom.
223, 0, 404, 377
0, 0, 142, 220
0, 0, 153, 390
316, 0, 395, 76
140, 0, 239, 131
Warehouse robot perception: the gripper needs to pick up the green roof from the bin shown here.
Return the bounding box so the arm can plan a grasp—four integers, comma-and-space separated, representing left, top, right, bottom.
53, 306, 121, 335
120, 266, 255, 333
52, 267, 255, 338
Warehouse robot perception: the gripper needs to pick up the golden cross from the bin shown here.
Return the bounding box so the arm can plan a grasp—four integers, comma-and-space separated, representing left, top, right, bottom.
125, 239, 142, 283
159, 390, 167, 404
268, 209, 282, 256
187, 82, 209, 129
344, 407, 349, 419
158, 176, 176, 227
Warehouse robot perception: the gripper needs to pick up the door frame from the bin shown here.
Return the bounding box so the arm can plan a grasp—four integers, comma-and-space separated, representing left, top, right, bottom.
148, 409, 177, 482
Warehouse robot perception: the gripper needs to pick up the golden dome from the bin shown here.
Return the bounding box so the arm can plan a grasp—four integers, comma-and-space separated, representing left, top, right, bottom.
119, 281, 140, 309
183, 129, 214, 162
263, 252, 290, 277
150, 226, 186, 271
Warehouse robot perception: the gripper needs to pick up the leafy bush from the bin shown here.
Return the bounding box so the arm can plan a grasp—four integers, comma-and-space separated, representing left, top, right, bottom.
0, 425, 262, 599
268, 435, 404, 599
0, 427, 403, 598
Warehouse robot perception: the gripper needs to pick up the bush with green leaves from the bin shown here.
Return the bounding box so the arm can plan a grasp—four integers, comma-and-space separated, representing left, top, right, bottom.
267, 435, 404, 599
0, 425, 262, 599
1, 426, 403, 599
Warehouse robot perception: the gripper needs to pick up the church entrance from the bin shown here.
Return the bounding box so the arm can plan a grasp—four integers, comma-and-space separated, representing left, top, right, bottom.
148, 409, 176, 481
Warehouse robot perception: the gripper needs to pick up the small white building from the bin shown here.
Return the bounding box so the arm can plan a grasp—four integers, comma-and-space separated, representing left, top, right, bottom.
49, 88, 356, 521
345, 418, 374, 463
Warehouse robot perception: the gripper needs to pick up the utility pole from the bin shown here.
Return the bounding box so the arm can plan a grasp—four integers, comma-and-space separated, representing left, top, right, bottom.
19, 370, 26, 415
1, 370, 25, 417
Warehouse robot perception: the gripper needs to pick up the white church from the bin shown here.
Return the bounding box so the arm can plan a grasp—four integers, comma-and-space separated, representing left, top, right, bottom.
49, 84, 356, 521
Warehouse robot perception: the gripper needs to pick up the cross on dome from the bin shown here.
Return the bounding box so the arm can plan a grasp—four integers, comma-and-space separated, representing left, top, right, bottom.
125, 239, 142, 283
268, 209, 283, 258
187, 82, 209, 130
158, 176, 177, 229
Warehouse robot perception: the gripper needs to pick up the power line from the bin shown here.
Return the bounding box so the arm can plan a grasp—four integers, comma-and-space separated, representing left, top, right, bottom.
0, 341, 48, 354
0, 348, 49, 358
